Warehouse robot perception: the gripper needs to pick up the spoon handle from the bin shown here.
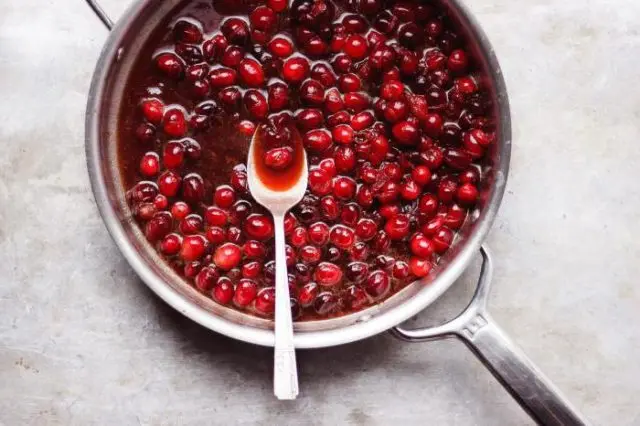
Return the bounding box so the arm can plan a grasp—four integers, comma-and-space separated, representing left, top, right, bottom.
272, 213, 299, 400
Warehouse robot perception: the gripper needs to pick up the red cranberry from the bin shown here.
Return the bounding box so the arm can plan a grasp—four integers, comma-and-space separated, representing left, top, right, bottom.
355, 218, 377, 240
173, 19, 203, 44
298, 282, 319, 307
162, 140, 185, 169
356, 185, 374, 208
311, 63, 337, 87
155, 53, 184, 79
300, 79, 325, 106
324, 88, 344, 114
212, 277, 234, 305
398, 50, 419, 75
369, 44, 396, 71
444, 204, 466, 230
376, 180, 399, 204
195, 266, 219, 292
238, 59, 265, 87
418, 194, 438, 218
392, 260, 410, 279
400, 179, 420, 201
299, 245, 322, 264
171, 201, 190, 220
397, 22, 423, 48
134, 123, 155, 142
433, 227, 454, 253
460, 167, 480, 185
457, 183, 479, 205
203, 34, 228, 63
407, 94, 428, 121
263, 147, 293, 170
295, 108, 324, 131
410, 257, 432, 277
351, 111, 374, 131
374, 10, 398, 34
340, 203, 360, 227
409, 233, 435, 258
250, 6, 277, 31
426, 86, 447, 109
455, 77, 478, 95
267, 82, 290, 111
214, 243, 242, 270
180, 213, 204, 234
282, 57, 310, 83
141, 99, 164, 124
338, 73, 362, 93
268, 37, 294, 57
444, 148, 472, 170
175, 43, 203, 65
182, 173, 205, 204
411, 165, 432, 186
304, 129, 333, 152
308, 167, 332, 195
233, 279, 258, 307
158, 171, 181, 197
420, 146, 444, 169
380, 80, 404, 101
332, 54, 352, 73
221, 46, 245, 67
244, 214, 274, 240
244, 240, 267, 259
184, 261, 202, 279
334, 146, 356, 173
221, 18, 249, 45
326, 111, 349, 128
314, 292, 338, 315
332, 124, 354, 145
144, 211, 172, 242
243, 89, 269, 119
238, 120, 256, 135
290, 226, 308, 247
384, 214, 410, 240
392, 121, 419, 145
180, 235, 207, 261
229, 199, 252, 224
160, 233, 182, 255
308, 221, 330, 245
254, 287, 276, 315
320, 196, 340, 220
369, 134, 389, 165
350, 241, 369, 261
333, 176, 356, 200
367, 30, 387, 48
365, 270, 390, 298
319, 158, 337, 177
242, 261, 261, 279
448, 49, 468, 73
268, 0, 288, 12
140, 152, 160, 177
384, 100, 408, 123
163, 108, 187, 138
423, 113, 444, 137
343, 34, 368, 59
314, 262, 343, 287
206, 226, 226, 244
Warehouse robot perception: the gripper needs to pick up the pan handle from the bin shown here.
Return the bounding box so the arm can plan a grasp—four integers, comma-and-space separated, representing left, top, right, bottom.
391, 247, 590, 426
85, 0, 114, 30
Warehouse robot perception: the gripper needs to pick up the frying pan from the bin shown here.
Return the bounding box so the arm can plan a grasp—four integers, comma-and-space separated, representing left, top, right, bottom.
84, 0, 590, 423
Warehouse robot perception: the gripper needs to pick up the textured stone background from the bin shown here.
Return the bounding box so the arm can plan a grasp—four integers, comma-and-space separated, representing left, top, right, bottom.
1, 0, 639, 424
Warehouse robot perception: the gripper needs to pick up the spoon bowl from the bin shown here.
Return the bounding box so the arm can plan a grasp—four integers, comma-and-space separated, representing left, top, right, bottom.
247, 123, 308, 400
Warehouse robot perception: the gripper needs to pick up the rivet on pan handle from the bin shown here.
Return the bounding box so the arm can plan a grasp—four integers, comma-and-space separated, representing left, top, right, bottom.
85, 0, 114, 30
391, 247, 591, 426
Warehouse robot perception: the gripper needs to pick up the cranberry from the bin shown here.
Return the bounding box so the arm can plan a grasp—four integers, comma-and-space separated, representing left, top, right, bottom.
343, 35, 368, 59
144, 211, 172, 242
332, 124, 354, 145
238, 120, 256, 135
409, 233, 435, 258
308, 221, 330, 245
214, 243, 242, 270
267, 82, 289, 111
203, 34, 228, 63
384, 100, 408, 123
460, 167, 480, 185
221, 45, 245, 67
355, 218, 377, 240
433, 227, 453, 253
140, 152, 160, 177
243, 89, 269, 119
392, 260, 410, 279
423, 113, 444, 137
242, 261, 262, 279
244, 240, 267, 259
455, 77, 477, 95
180, 213, 204, 234
320, 196, 340, 220
171, 201, 191, 220
244, 214, 274, 240
268, 0, 288, 12
374, 10, 398, 34
182, 173, 205, 204
356, 185, 374, 208
338, 73, 362, 93
295, 108, 324, 130
365, 270, 390, 298
173, 19, 203, 44
300, 79, 325, 106
324, 88, 344, 114
233, 279, 258, 307
314, 262, 343, 286
340, 203, 360, 227
333, 176, 356, 200
457, 183, 479, 205
314, 292, 338, 314
229, 199, 252, 224
134, 123, 155, 142
418, 194, 438, 218
308, 167, 332, 195
195, 266, 219, 292
155, 53, 184, 79
376, 180, 399, 204
384, 214, 410, 240
304, 129, 333, 152
162, 140, 185, 169
298, 282, 319, 307
426, 86, 447, 109
184, 262, 202, 279
180, 235, 207, 261
369, 44, 396, 70
326, 111, 350, 128
163, 108, 187, 138
444, 148, 472, 170
392, 121, 419, 145
264, 147, 293, 170
380, 80, 404, 101
141, 99, 164, 124
400, 179, 420, 201
158, 171, 181, 197
206, 226, 226, 244
268, 37, 294, 57
351, 111, 374, 131
300, 245, 322, 264
311, 63, 337, 87
175, 43, 203, 65
329, 225, 355, 249
290, 226, 308, 246
221, 18, 249, 45
332, 54, 352, 73
213, 277, 234, 305
319, 158, 337, 177
282, 57, 310, 83
334, 146, 356, 173
350, 241, 369, 261
410, 257, 432, 277
160, 233, 182, 255
398, 50, 419, 75
250, 6, 277, 31
237, 59, 265, 87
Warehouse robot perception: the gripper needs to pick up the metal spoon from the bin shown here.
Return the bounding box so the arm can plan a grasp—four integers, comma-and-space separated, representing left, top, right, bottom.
247, 125, 308, 400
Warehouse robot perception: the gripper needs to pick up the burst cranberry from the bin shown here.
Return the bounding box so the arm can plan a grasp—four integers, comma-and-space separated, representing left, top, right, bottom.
380, 80, 404, 101
333, 176, 356, 200
308, 222, 330, 245
356, 185, 374, 208
392, 260, 410, 279
314, 262, 343, 286
155, 53, 184, 79
320, 196, 340, 220
410, 257, 432, 277
369, 44, 396, 70
203, 34, 228, 62
384, 214, 410, 240
282, 57, 310, 83
163, 108, 187, 137
214, 243, 242, 270
324, 88, 344, 114
444, 148, 472, 170
267, 82, 289, 111
304, 129, 333, 152
401, 179, 420, 201
233, 279, 258, 307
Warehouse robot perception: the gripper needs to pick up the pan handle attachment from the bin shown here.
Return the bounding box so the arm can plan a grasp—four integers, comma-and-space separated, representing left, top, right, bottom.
391, 247, 590, 426
85, 0, 114, 30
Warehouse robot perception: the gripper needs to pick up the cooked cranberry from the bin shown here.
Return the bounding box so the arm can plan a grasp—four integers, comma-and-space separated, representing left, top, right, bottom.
298, 282, 319, 307
332, 124, 354, 145
410, 165, 431, 186
282, 57, 310, 83
354, 218, 376, 240
181, 173, 205, 204
206, 226, 226, 244
170, 201, 189, 221
244, 214, 274, 240
237, 58, 265, 87
340, 203, 360, 227
400, 179, 420, 201
211, 277, 233, 305
456, 183, 479, 205
265, 82, 289, 111
333, 176, 356, 200
300, 79, 325, 106
391, 260, 409, 279
398, 49, 419, 76
268, 0, 288, 12
244, 240, 267, 259
262, 147, 292, 170
228, 199, 251, 225
310, 63, 337, 87
173, 19, 203, 44
334, 146, 356, 173
398, 22, 423, 48
249, 6, 277, 32
180, 213, 204, 235
323, 88, 344, 114
290, 226, 308, 247
140, 152, 160, 177
180, 235, 207, 261
338, 73, 362, 93
308, 167, 332, 195
295, 108, 324, 131
268, 37, 294, 57
380, 80, 404, 101
369, 134, 389, 165
344, 92, 371, 113
367, 30, 387, 48
356, 185, 374, 208
155, 53, 184, 79
374, 10, 398, 34
314, 291, 338, 314
332, 54, 352, 73
320, 195, 340, 220
195, 266, 219, 292
455, 77, 478, 95
364, 270, 390, 298
304, 129, 333, 152
308, 221, 330, 245
163, 108, 187, 138
141, 99, 164, 124
318, 158, 337, 177
157, 171, 181, 197
221, 45, 245, 67
233, 279, 258, 307
350, 241, 369, 261
392, 121, 419, 145
410, 257, 432, 277
384, 214, 410, 240
368, 44, 396, 71
460, 167, 480, 185
314, 262, 343, 286
160, 233, 182, 255
426, 86, 447, 109
329, 225, 355, 249
175, 43, 203, 65
409, 233, 435, 258
221, 18, 249, 45
384, 100, 408, 123
184, 261, 202, 279
243, 89, 268, 119
432, 227, 453, 254
134, 123, 155, 142
351, 111, 374, 131
162, 140, 185, 169
443, 148, 472, 170
299, 245, 322, 264
203, 34, 228, 63
154, 194, 168, 210
213, 243, 242, 270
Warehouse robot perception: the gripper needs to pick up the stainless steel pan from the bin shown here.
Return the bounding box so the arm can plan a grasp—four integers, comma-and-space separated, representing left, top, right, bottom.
84, 0, 589, 423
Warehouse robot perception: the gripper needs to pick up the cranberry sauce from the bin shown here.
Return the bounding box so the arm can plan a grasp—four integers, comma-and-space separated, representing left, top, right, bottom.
118, 0, 497, 321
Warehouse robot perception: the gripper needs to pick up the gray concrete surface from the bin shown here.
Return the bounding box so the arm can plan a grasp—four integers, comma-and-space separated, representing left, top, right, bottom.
1, 0, 639, 424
